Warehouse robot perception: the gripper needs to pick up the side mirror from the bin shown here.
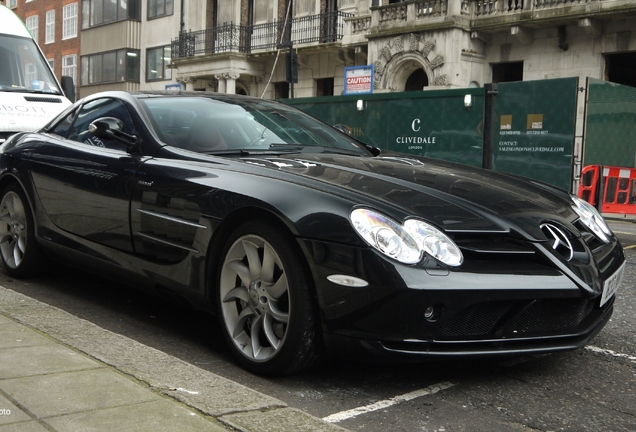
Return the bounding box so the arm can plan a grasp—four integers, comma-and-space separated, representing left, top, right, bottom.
60, 76, 76, 102
89, 117, 138, 149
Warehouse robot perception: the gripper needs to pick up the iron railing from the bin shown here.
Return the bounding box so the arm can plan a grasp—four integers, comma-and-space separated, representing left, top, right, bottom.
171, 11, 352, 59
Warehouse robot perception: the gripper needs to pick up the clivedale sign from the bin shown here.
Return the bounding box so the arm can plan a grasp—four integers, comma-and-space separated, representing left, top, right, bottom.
395, 118, 437, 150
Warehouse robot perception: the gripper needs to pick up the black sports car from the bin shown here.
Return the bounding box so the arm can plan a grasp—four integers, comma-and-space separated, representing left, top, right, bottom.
0, 91, 625, 375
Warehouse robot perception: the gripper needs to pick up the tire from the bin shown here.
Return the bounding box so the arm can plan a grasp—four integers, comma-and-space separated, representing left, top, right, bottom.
0, 183, 43, 278
217, 220, 322, 376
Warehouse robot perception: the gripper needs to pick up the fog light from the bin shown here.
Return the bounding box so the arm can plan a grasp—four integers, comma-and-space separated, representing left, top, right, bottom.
424, 305, 442, 322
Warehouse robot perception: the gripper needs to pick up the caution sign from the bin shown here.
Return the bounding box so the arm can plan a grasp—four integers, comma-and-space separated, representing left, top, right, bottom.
344, 66, 374, 95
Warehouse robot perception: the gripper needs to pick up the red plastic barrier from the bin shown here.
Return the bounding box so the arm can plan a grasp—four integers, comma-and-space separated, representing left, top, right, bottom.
578, 165, 636, 215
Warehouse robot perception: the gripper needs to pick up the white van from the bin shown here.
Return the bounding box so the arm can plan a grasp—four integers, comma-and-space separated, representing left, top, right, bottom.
0, 5, 75, 143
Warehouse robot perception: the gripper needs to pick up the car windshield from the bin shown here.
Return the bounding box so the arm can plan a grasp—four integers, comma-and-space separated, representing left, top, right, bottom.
0, 34, 62, 94
138, 96, 368, 155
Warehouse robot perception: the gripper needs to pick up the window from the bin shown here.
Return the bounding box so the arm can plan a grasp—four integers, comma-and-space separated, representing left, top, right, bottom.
8, 0, 17, 9
45, 10, 55, 44
81, 49, 140, 85
25, 15, 39, 42
47, 58, 55, 71
82, 0, 141, 29
148, 0, 174, 19
63, 3, 78, 39
274, 82, 289, 99
146, 46, 172, 81
492, 62, 523, 83
25, 63, 37, 83
62, 55, 77, 84
316, 78, 334, 96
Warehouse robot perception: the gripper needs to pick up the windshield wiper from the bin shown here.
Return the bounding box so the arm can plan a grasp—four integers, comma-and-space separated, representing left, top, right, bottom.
268, 143, 362, 155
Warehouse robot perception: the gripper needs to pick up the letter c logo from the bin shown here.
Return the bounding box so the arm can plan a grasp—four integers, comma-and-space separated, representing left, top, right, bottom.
411, 119, 421, 132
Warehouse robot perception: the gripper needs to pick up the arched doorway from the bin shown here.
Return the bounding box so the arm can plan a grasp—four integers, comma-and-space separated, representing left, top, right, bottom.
405, 69, 428, 91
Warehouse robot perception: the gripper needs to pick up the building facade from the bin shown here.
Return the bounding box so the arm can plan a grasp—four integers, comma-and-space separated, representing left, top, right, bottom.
5, 0, 636, 99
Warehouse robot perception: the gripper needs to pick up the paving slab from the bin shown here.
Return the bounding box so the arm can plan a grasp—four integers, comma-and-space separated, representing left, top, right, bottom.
0, 394, 31, 425
44, 399, 227, 432
0, 345, 100, 380
1, 368, 161, 418
0, 421, 50, 432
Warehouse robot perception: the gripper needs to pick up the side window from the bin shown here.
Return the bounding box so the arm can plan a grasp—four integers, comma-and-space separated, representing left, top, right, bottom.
67, 98, 135, 151
49, 107, 80, 138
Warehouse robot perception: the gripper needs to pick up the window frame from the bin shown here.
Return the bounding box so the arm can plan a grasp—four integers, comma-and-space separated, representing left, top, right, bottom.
80, 49, 140, 86
147, 0, 174, 20
63, 3, 79, 40
45, 10, 55, 44
25, 15, 39, 42
145, 45, 172, 82
81, 0, 141, 30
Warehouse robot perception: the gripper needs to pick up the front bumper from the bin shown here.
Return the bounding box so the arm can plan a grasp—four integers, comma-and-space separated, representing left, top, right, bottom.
301, 237, 623, 361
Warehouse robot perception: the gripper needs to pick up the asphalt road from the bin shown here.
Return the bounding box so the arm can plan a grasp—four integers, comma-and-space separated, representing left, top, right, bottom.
1, 219, 635, 431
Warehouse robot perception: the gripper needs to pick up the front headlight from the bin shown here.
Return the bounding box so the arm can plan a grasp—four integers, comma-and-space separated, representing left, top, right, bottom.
571, 195, 612, 243
350, 209, 463, 266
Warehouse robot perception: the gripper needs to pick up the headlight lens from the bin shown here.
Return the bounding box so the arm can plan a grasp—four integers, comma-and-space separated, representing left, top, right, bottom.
571, 195, 612, 243
350, 209, 463, 266
404, 219, 463, 267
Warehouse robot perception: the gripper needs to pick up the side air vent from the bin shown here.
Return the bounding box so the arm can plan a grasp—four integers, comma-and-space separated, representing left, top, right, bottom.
23, 97, 63, 103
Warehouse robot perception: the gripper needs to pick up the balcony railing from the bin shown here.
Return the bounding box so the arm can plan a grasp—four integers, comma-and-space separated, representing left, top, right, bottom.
172, 11, 352, 59
466, 0, 602, 17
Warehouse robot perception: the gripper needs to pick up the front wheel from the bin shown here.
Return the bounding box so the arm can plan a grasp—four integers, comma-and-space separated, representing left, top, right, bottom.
217, 221, 322, 375
0, 184, 43, 277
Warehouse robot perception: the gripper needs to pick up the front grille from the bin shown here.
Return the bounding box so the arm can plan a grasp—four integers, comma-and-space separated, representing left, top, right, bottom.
436, 298, 593, 340
511, 298, 592, 333
436, 301, 514, 337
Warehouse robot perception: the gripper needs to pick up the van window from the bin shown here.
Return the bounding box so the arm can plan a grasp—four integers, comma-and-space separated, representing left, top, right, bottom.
0, 33, 62, 94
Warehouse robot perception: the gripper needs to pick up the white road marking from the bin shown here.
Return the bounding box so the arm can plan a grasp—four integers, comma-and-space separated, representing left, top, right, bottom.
322, 381, 455, 423
586, 346, 636, 363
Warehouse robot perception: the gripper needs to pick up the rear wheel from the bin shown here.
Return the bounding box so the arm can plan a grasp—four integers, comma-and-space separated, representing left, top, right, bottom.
217, 221, 322, 375
0, 184, 42, 277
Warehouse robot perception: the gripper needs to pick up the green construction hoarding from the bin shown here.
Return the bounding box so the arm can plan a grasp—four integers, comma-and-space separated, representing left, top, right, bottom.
492, 78, 578, 190
285, 88, 486, 168
584, 78, 636, 168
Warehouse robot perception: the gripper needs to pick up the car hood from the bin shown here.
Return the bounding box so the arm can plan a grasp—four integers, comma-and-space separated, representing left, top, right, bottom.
241, 153, 577, 241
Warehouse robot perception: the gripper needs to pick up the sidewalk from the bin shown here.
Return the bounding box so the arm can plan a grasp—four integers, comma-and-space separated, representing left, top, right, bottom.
0, 286, 345, 432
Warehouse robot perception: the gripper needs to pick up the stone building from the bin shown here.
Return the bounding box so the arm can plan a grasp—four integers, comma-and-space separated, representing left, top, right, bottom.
7, 0, 636, 98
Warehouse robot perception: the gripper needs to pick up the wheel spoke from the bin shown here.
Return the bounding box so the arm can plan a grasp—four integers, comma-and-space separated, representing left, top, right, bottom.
222, 286, 249, 303
261, 243, 276, 283
267, 273, 288, 299
0, 234, 12, 244
233, 308, 254, 339
242, 239, 262, 280
0, 213, 11, 225
12, 196, 25, 221
226, 259, 251, 288
262, 313, 280, 349
268, 300, 289, 323
250, 314, 264, 358
13, 243, 22, 267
